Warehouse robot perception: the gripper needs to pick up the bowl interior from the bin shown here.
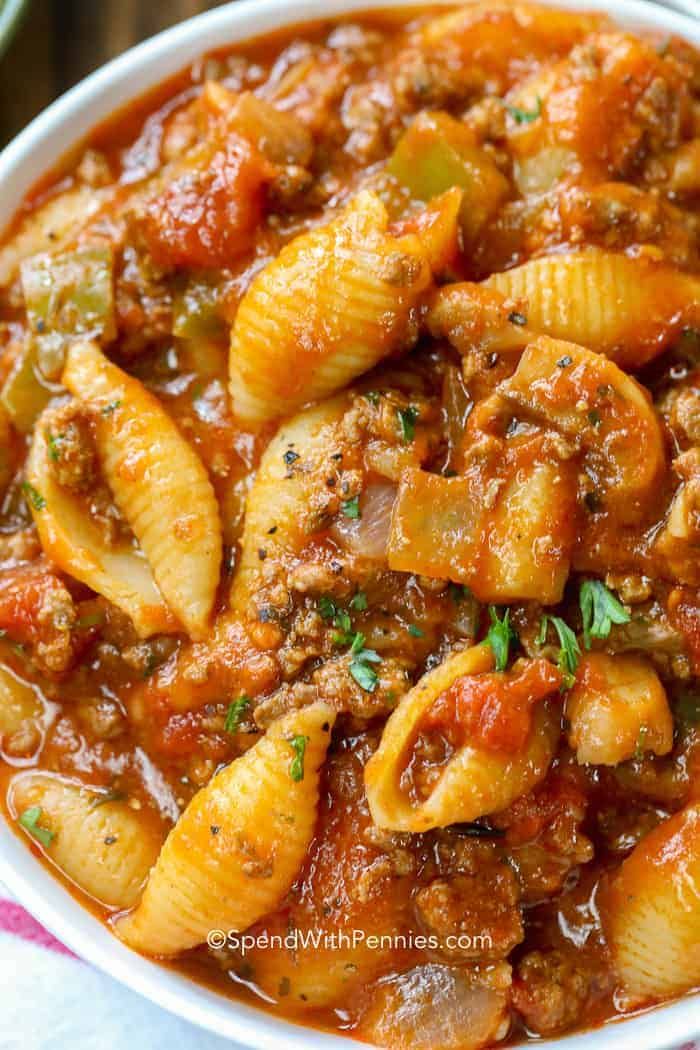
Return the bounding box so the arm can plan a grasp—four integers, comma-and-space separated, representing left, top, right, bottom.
1, 0, 699, 1047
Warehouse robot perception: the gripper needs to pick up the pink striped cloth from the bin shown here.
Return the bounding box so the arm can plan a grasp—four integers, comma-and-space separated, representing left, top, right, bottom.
0, 890, 236, 1050
1, 891, 698, 1050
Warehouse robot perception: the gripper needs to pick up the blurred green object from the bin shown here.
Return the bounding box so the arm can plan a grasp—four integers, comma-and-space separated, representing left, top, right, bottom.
0, 0, 28, 60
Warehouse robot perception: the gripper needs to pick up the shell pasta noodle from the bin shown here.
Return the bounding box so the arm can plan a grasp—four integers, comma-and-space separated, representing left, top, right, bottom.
365, 645, 562, 831
116, 702, 336, 955
2, 3, 700, 1048
484, 251, 700, 369
62, 340, 222, 639
8, 772, 164, 908
25, 409, 176, 638
229, 191, 434, 424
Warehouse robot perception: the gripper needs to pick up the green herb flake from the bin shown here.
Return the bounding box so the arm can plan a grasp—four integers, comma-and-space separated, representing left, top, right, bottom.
547, 615, 581, 686
349, 659, 379, 692
506, 96, 542, 125
587, 409, 601, 427
349, 591, 368, 612
224, 695, 250, 735
579, 579, 630, 649
18, 806, 55, 848
21, 482, 46, 512
635, 724, 648, 761
341, 496, 360, 519
486, 606, 517, 672
349, 641, 381, 693
101, 399, 122, 416
289, 734, 310, 782
397, 405, 419, 443
535, 616, 549, 647
349, 631, 367, 655
408, 624, 424, 638
318, 596, 338, 621
46, 431, 65, 462
365, 390, 380, 406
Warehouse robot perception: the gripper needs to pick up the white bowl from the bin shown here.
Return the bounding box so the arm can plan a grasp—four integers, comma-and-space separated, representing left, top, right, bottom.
1, 0, 700, 1047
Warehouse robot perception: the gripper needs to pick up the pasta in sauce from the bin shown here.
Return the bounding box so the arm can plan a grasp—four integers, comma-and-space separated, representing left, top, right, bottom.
1, 4, 700, 1047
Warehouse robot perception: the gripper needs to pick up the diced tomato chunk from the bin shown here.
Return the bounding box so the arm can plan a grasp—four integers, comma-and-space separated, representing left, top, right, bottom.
141, 133, 271, 269
423, 658, 562, 753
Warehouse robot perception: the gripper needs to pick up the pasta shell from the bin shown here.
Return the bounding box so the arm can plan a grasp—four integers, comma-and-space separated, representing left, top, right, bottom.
116, 702, 336, 956
229, 191, 432, 424
25, 411, 175, 638
485, 251, 700, 369
62, 341, 222, 639
9, 772, 164, 909
565, 653, 673, 766
0, 663, 42, 737
230, 394, 350, 615
500, 335, 666, 524
365, 646, 560, 832
603, 803, 700, 1000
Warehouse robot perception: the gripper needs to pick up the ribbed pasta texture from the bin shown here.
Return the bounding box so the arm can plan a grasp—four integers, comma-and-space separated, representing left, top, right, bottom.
229, 191, 432, 424
365, 646, 559, 832
26, 410, 175, 638
9, 772, 163, 908
486, 251, 700, 368
230, 395, 349, 615
116, 702, 336, 956
604, 804, 700, 1000
62, 342, 222, 639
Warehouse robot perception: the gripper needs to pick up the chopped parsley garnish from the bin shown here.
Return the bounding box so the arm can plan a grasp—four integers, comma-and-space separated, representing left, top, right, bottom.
318, 597, 357, 644
349, 591, 367, 612
46, 432, 65, 462
21, 482, 46, 511
349, 643, 381, 693
341, 495, 360, 519
349, 658, 379, 693
289, 734, 310, 781
397, 405, 419, 442
318, 596, 338, 621
580, 580, 630, 649
76, 612, 103, 629
349, 631, 366, 655
408, 624, 424, 638
556, 354, 573, 368
224, 695, 250, 734
547, 615, 581, 686
486, 606, 517, 672
588, 409, 601, 427
101, 399, 122, 416
18, 806, 54, 848
506, 96, 542, 125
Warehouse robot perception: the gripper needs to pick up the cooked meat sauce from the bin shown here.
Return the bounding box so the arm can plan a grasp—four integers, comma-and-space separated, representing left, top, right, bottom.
1, 5, 700, 1047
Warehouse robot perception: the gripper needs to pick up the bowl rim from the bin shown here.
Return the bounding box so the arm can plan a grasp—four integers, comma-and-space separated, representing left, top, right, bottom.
1, 0, 700, 1048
